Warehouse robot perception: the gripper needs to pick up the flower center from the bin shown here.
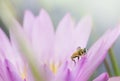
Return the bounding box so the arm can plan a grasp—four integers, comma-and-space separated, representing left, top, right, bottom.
50, 62, 61, 74
50, 63, 58, 74
21, 66, 27, 80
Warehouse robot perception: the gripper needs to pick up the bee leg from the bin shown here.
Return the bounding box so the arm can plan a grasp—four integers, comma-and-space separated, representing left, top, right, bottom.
73, 60, 76, 64
83, 53, 86, 55
72, 58, 76, 64
77, 56, 79, 60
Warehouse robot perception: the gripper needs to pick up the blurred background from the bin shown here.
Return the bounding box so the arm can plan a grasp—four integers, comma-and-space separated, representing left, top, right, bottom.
0, 0, 120, 80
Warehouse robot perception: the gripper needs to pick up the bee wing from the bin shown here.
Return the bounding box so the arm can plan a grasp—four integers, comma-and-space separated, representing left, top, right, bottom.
77, 46, 81, 50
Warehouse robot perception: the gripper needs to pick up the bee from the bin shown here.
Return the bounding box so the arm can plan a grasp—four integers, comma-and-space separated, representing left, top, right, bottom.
71, 47, 87, 63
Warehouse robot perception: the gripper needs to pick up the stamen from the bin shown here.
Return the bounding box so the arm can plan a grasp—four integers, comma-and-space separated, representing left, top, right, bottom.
21, 66, 27, 80
50, 62, 58, 74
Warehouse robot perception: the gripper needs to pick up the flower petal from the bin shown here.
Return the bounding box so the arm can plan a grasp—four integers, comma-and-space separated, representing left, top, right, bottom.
0, 59, 23, 81
108, 77, 120, 81
0, 28, 12, 55
0, 58, 10, 81
72, 56, 87, 78
56, 61, 68, 76
54, 69, 72, 81
73, 16, 92, 48
52, 61, 73, 81
93, 72, 109, 81
5, 59, 23, 81
25, 65, 35, 81
23, 10, 35, 40
54, 14, 74, 62
40, 64, 54, 81
31, 9, 54, 63
74, 25, 120, 81
104, 25, 120, 49
0, 28, 19, 65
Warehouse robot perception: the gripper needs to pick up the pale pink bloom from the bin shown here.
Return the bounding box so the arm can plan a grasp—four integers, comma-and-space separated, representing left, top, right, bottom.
0, 9, 120, 81
20, 9, 120, 81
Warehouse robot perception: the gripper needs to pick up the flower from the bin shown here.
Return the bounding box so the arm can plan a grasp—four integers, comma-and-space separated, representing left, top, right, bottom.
0, 9, 120, 81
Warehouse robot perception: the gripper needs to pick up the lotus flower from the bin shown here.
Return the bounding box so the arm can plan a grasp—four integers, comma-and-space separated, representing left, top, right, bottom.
0, 9, 120, 81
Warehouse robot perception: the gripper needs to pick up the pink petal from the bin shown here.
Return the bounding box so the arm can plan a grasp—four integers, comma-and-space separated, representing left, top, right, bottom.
0, 28, 18, 65
54, 14, 74, 62
5, 59, 23, 81
72, 56, 87, 79
56, 61, 68, 76
74, 25, 120, 81
23, 10, 35, 40
31, 9, 54, 63
0, 59, 23, 81
104, 25, 120, 49
24, 65, 35, 81
9, 19, 29, 50
108, 77, 120, 81
0, 28, 12, 55
9, 21, 35, 81
39, 64, 54, 81
54, 69, 72, 81
0, 59, 10, 81
93, 72, 109, 81
73, 16, 92, 48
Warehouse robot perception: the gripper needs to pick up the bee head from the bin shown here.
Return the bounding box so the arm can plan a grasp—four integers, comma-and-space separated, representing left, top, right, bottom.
83, 48, 87, 53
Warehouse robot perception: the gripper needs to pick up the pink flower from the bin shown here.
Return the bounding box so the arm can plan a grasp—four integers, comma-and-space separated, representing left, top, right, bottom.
0, 9, 120, 81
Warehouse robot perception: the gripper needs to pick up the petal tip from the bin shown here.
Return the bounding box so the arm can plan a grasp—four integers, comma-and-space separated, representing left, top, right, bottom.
63, 13, 72, 21
24, 10, 34, 17
39, 8, 49, 16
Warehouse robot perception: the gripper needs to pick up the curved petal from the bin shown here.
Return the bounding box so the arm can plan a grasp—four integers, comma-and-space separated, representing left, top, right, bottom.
23, 10, 35, 40
0, 58, 10, 81
54, 69, 72, 81
73, 16, 92, 48
56, 61, 68, 76
74, 25, 120, 81
104, 25, 120, 49
39, 64, 54, 81
32, 9, 54, 63
108, 77, 120, 81
0, 59, 22, 81
59, 69, 72, 81
0, 26, 34, 81
0, 28, 18, 65
93, 72, 109, 81
0, 28, 12, 55
5, 59, 23, 81
54, 14, 74, 62
25, 65, 35, 81
72, 56, 87, 79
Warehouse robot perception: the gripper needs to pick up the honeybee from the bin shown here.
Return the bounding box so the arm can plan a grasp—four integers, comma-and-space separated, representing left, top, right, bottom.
71, 47, 87, 63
